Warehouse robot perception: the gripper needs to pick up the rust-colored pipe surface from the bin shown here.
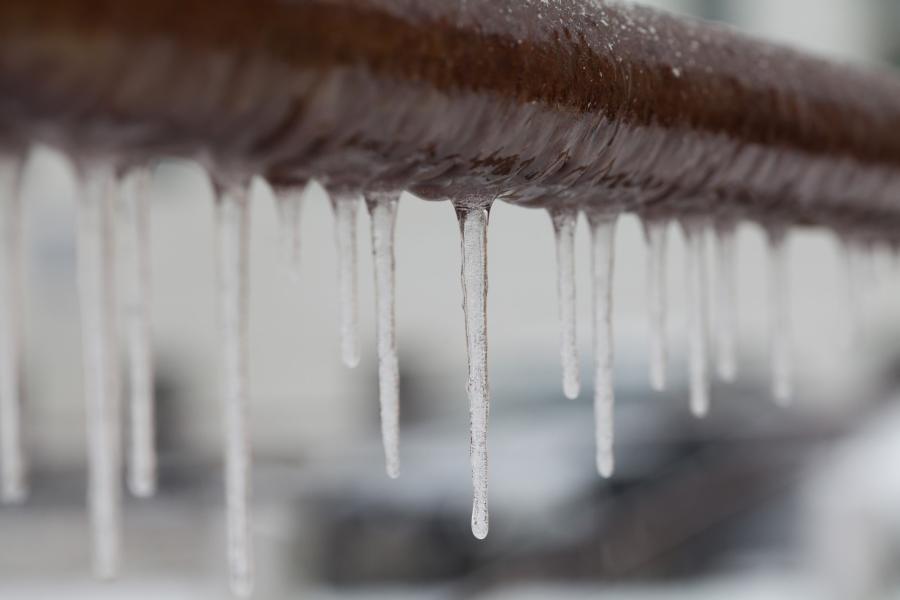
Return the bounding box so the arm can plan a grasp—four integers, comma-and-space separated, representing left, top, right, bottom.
2, 0, 900, 234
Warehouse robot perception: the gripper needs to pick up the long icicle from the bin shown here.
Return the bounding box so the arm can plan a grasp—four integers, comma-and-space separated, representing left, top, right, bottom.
366, 192, 401, 479
456, 202, 491, 540
0, 156, 26, 503
331, 193, 361, 368
682, 219, 710, 418
549, 208, 581, 399
642, 218, 668, 392
275, 187, 304, 282
714, 221, 738, 382
215, 184, 254, 598
768, 227, 793, 405
121, 168, 156, 498
588, 211, 618, 479
76, 162, 122, 579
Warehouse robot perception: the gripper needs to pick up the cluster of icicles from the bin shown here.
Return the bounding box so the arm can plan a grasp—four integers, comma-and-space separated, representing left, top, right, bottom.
0, 152, 852, 596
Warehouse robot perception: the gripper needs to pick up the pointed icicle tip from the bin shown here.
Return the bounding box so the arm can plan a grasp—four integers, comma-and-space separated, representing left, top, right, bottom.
549, 208, 581, 400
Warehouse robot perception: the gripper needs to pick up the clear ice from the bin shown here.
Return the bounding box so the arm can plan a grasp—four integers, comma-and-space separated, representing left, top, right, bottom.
366, 192, 401, 479
0, 157, 26, 503
768, 227, 793, 405
642, 218, 668, 392
76, 162, 122, 579
713, 221, 738, 382
588, 211, 618, 478
682, 220, 710, 418
549, 208, 580, 399
275, 187, 304, 282
216, 184, 254, 598
456, 203, 490, 540
331, 193, 361, 368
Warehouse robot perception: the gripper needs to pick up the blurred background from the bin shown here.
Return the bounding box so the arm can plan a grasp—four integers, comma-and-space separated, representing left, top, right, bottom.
4, 0, 900, 598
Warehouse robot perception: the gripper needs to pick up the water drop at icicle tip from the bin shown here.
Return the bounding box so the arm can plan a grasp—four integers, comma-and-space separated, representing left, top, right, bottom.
682, 219, 710, 419
713, 221, 738, 383
365, 192, 401, 480
75, 161, 123, 580
275, 186, 305, 282
215, 182, 254, 598
548, 208, 580, 400
768, 227, 793, 406
330, 192, 362, 368
588, 210, 619, 479
455, 200, 491, 540
642, 217, 669, 393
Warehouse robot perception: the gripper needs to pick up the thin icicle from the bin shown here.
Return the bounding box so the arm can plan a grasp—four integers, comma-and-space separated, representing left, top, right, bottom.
456, 203, 490, 540
588, 211, 618, 478
275, 187, 304, 282
215, 184, 254, 598
768, 227, 793, 406
714, 221, 738, 382
682, 220, 710, 418
331, 193, 361, 368
549, 208, 580, 399
76, 162, 122, 579
121, 168, 156, 498
0, 157, 26, 503
642, 218, 668, 392
366, 192, 401, 479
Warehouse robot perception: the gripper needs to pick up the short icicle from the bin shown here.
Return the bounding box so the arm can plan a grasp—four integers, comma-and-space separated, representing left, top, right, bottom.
455, 201, 491, 540
682, 219, 711, 418
275, 187, 304, 282
215, 183, 254, 598
76, 162, 122, 579
713, 221, 738, 382
365, 192, 401, 479
121, 168, 156, 498
549, 208, 580, 399
330, 193, 361, 368
642, 218, 668, 392
768, 227, 793, 405
0, 156, 27, 503
588, 211, 619, 479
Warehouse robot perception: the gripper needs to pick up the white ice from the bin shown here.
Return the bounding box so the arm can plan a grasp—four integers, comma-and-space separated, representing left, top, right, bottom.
549, 208, 580, 399
275, 187, 304, 282
768, 228, 793, 405
682, 220, 710, 418
642, 218, 668, 392
714, 222, 738, 383
331, 193, 361, 368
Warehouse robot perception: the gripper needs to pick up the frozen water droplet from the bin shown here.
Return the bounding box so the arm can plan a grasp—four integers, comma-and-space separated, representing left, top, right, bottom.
549, 208, 580, 400
121, 167, 156, 498
0, 156, 27, 503
275, 187, 304, 282
76, 162, 122, 579
365, 192, 401, 480
330, 193, 361, 368
215, 184, 254, 598
456, 202, 490, 540
714, 221, 738, 382
768, 228, 793, 405
588, 211, 618, 478
682, 220, 710, 418
642, 218, 668, 392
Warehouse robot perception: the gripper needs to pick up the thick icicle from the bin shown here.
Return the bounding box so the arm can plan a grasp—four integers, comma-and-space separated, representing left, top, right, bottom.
768, 227, 793, 405
713, 221, 738, 382
121, 168, 156, 498
682, 220, 710, 418
365, 192, 401, 479
0, 157, 26, 503
456, 203, 491, 540
549, 208, 580, 399
215, 184, 254, 598
588, 211, 618, 478
331, 193, 361, 368
642, 218, 668, 392
76, 163, 122, 579
275, 187, 304, 282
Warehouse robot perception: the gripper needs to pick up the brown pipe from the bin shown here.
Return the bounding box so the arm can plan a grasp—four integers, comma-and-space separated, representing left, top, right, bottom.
2, 0, 900, 235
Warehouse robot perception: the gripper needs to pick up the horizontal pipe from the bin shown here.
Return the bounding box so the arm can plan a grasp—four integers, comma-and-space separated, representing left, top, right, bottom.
1, 0, 900, 234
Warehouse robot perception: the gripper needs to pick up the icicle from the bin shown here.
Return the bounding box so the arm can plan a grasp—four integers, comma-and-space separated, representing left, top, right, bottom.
768, 227, 793, 406
714, 221, 738, 382
588, 211, 618, 478
549, 208, 580, 399
275, 187, 304, 281
642, 218, 668, 392
76, 162, 122, 579
120, 168, 156, 498
365, 192, 401, 479
0, 157, 26, 503
215, 184, 254, 598
682, 220, 710, 418
455, 202, 491, 540
331, 193, 361, 368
